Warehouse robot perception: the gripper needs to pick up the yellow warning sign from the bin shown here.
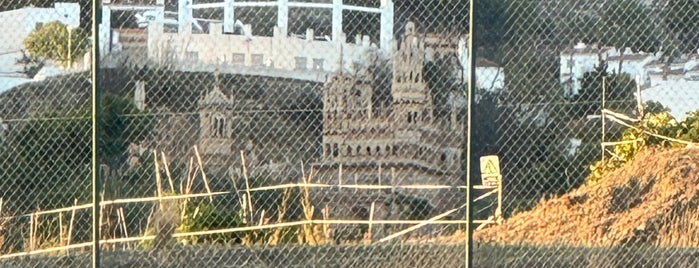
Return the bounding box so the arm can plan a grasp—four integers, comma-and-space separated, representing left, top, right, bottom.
480, 155, 500, 175
480, 155, 501, 187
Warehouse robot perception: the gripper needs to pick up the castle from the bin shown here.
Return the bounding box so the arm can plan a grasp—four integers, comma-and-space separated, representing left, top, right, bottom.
312, 21, 466, 220
192, 22, 466, 231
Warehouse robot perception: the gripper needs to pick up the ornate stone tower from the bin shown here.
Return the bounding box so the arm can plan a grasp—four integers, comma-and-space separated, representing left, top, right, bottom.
314, 21, 465, 227
391, 21, 434, 127
198, 72, 236, 173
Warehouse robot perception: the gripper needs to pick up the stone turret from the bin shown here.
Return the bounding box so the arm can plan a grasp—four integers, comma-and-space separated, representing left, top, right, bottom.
198, 71, 236, 171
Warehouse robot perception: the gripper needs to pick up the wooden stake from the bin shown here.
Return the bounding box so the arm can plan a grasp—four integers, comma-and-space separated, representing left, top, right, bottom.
67, 199, 77, 254
193, 146, 214, 203
185, 157, 194, 195
367, 202, 375, 243
161, 152, 175, 193
240, 150, 254, 216
29, 212, 35, 251
153, 149, 163, 210
118, 208, 129, 249
59, 212, 64, 246
259, 209, 265, 226
187, 165, 197, 196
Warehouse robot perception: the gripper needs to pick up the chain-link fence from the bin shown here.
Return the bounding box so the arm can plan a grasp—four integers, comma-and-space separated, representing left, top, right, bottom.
1, 0, 699, 267
472, 0, 699, 267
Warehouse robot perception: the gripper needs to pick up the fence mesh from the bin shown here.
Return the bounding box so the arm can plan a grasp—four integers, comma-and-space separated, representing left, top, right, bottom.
1, 0, 699, 267
473, 0, 699, 267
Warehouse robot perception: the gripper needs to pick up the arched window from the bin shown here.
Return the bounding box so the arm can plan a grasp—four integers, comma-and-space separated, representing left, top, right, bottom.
347, 145, 352, 156
356, 145, 362, 156
367, 146, 371, 156
212, 114, 226, 138
332, 143, 339, 157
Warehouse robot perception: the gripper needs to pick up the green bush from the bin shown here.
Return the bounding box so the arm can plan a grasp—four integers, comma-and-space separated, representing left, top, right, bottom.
23, 21, 88, 66
587, 102, 699, 184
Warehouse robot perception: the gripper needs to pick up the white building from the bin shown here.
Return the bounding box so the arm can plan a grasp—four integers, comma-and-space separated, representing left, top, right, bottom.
559, 42, 615, 97
0, 2, 80, 54
606, 48, 657, 86
560, 43, 699, 120
147, 22, 379, 81
641, 79, 699, 121
473, 58, 505, 91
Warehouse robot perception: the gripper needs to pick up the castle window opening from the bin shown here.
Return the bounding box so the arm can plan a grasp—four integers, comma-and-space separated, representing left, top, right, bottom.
415, 72, 420, 83
376, 146, 381, 156
295, 57, 307, 70
252, 54, 264, 66
185, 52, 199, 65
347, 145, 352, 156
232, 53, 245, 66
325, 144, 331, 157
356, 145, 361, 156
313, 58, 325, 70
367, 146, 371, 156
393, 145, 399, 156
332, 143, 339, 157
407, 112, 412, 123
212, 114, 226, 138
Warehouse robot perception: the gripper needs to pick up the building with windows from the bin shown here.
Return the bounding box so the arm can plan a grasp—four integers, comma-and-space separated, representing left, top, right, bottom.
312, 21, 466, 223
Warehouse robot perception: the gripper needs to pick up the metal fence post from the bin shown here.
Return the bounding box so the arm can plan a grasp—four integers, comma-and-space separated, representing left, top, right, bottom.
91, 0, 102, 266
465, 0, 476, 267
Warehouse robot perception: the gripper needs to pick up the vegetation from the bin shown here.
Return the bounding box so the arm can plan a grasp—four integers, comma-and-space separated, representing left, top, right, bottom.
588, 102, 699, 184
572, 61, 637, 118
0, 92, 153, 212
23, 21, 89, 66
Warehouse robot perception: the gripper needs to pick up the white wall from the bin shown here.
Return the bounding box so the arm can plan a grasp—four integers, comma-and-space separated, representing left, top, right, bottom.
0, 3, 80, 53
148, 23, 377, 77
477, 66, 504, 91
563, 53, 599, 96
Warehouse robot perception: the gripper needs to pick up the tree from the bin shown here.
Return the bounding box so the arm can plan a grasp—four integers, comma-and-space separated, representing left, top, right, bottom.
23, 21, 89, 66
599, 0, 661, 72
1, 93, 153, 211
574, 61, 637, 118
664, 0, 699, 54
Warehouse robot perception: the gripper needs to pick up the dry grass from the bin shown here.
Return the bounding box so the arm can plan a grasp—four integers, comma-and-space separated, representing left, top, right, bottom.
474, 147, 699, 247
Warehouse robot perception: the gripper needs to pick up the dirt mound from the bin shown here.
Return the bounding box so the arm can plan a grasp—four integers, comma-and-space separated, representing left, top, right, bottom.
475, 147, 699, 247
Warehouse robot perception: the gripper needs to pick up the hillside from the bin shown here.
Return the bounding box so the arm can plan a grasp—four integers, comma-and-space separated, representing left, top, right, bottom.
474, 147, 699, 247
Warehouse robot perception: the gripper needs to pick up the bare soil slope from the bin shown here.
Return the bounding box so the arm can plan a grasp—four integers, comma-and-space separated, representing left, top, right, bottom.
475, 147, 699, 247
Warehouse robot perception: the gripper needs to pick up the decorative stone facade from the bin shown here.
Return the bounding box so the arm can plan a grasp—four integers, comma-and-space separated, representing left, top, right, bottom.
313, 21, 466, 225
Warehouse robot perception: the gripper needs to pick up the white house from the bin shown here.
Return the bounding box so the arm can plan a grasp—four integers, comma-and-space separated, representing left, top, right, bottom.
606, 48, 657, 87
456, 37, 505, 91
0, 2, 80, 54
559, 42, 615, 97
474, 58, 504, 91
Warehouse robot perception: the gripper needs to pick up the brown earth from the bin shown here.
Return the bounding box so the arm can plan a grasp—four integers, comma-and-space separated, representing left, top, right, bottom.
474, 147, 699, 247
